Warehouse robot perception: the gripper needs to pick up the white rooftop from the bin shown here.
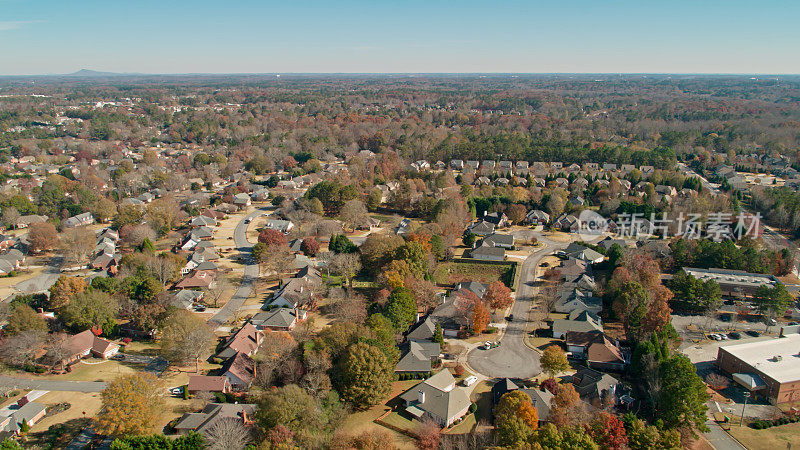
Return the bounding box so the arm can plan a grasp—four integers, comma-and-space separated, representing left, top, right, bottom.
685, 267, 778, 288
720, 334, 800, 384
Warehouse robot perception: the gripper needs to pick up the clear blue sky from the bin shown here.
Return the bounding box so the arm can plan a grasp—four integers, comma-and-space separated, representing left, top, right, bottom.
1, 0, 798, 75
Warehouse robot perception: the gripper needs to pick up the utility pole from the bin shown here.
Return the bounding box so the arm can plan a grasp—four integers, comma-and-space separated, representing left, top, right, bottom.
741, 391, 751, 427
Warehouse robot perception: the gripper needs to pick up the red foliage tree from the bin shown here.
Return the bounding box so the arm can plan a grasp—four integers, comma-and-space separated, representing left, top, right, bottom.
415, 419, 442, 450
587, 411, 628, 450
540, 378, 559, 394
472, 300, 490, 335
258, 229, 288, 247
485, 281, 512, 310
300, 237, 320, 256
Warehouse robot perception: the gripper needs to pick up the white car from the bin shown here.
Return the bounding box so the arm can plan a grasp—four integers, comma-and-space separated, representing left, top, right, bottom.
463, 376, 478, 387
169, 387, 184, 395
484, 341, 492, 350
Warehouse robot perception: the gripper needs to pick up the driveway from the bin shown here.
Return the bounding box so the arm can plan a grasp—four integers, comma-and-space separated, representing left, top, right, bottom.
0, 375, 106, 392
208, 207, 268, 327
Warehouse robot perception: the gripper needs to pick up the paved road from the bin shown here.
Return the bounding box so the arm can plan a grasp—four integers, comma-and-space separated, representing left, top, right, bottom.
467, 232, 572, 379
703, 419, 746, 450
0, 375, 106, 392
208, 207, 268, 326
12, 255, 64, 296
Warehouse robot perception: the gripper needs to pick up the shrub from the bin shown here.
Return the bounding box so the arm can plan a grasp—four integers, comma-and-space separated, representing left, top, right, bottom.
454, 364, 465, 377
183, 386, 189, 400
485, 327, 498, 334
468, 402, 477, 413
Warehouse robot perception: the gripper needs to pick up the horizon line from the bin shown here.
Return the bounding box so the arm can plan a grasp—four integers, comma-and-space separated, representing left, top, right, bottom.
2, 71, 800, 78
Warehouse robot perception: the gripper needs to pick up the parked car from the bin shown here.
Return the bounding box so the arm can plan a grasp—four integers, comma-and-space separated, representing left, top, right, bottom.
484, 341, 492, 350
506, 314, 514, 322
244, 218, 251, 224
169, 386, 184, 395
463, 376, 478, 387
746, 330, 761, 337
728, 332, 741, 340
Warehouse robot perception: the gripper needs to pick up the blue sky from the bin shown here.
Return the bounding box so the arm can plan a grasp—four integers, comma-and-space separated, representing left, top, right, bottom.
1, 0, 798, 75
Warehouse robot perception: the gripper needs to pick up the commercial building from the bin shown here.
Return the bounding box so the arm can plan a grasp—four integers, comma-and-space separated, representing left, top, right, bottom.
716, 333, 800, 404
684, 268, 779, 299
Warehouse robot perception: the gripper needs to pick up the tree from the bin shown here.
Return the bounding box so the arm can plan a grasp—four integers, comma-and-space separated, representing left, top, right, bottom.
2, 206, 19, 229
754, 283, 793, 330
623, 414, 680, 450
434, 322, 444, 346
339, 199, 370, 231
96, 373, 164, 437
656, 355, 709, 433
415, 418, 442, 450
110, 433, 205, 449
541, 345, 570, 378
667, 271, 721, 313
549, 383, 583, 427
256, 384, 342, 448
506, 203, 527, 224
205, 418, 250, 450
28, 222, 58, 253
329, 233, 357, 254
204, 276, 231, 308
331, 429, 396, 450
258, 228, 288, 247
160, 310, 215, 372
301, 237, 320, 256
329, 253, 362, 287
336, 342, 394, 409
384, 288, 417, 331
0, 438, 23, 450
588, 412, 628, 450
472, 300, 490, 335
0, 331, 44, 368
48, 276, 88, 310
705, 373, 730, 391
59, 227, 95, 264
485, 281, 512, 310
5, 304, 48, 336
60, 289, 119, 331
495, 390, 538, 446
462, 232, 476, 247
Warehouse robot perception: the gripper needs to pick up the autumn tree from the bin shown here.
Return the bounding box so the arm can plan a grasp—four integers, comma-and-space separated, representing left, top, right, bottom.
28, 222, 58, 253
5, 304, 48, 336
472, 300, 490, 335
415, 418, 442, 450
48, 276, 88, 310
300, 237, 320, 256
540, 345, 570, 378
96, 373, 164, 437
588, 412, 628, 450
258, 228, 288, 247
335, 342, 394, 409
485, 281, 512, 310
549, 383, 584, 427
160, 310, 215, 372
339, 199, 370, 231
495, 390, 538, 446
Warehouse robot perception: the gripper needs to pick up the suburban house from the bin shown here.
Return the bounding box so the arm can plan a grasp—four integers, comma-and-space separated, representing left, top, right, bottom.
470, 244, 505, 261
483, 212, 509, 227
399, 370, 472, 427
0, 401, 47, 435
263, 219, 294, 234
553, 214, 580, 232
188, 376, 231, 394
221, 352, 256, 391
525, 209, 550, 225
15, 215, 47, 229
406, 316, 436, 341
565, 331, 627, 371
396, 341, 441, 375
563, 243, 605, 264
249, 308, 307, 331
174, 403, 256, 436
63, 212, 94, 228
59, 330, 120, 365
481, 233, 514, 249
465, 221, 495, 237
174, 270, 216, 289
552, 310, 603, 339
570, 368, 620, 402
171, 289, 204, 310
217, 324, 262, 359
233, 193, 252, 208
491, 378, 553, 421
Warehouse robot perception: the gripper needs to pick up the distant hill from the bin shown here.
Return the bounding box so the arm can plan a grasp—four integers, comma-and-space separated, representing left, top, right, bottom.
64, 69, 133, 77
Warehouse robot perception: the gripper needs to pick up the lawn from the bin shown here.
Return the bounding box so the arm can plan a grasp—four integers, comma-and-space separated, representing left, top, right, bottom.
446, 380, 492, 435
728, 421, 800, 450
339, 380, 419, 449
433, 261, 515, 287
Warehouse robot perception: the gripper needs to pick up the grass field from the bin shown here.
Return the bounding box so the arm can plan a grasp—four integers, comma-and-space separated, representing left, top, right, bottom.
433, 261, 515, 286
727, 421, 800, 450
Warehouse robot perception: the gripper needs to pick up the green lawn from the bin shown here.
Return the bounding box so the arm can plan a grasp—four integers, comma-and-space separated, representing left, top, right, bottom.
433, 261, 515, 287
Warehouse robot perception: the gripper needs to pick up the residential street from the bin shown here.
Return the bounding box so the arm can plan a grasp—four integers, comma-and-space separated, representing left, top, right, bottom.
466, 232, 573, 379
0, 375, 106, 392
207, 207, 268, 327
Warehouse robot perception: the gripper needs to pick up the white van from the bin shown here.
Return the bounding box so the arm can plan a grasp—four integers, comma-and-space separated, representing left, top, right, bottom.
463, 376, 478, 387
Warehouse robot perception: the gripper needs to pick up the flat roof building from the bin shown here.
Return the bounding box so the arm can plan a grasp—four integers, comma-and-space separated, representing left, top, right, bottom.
716, 334, 800, 404
684, 267, 779, 299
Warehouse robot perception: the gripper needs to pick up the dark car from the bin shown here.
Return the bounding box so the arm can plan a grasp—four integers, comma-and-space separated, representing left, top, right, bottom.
746, 330, 761, 337
506, 314, 514, 322
728, 332, 741, 340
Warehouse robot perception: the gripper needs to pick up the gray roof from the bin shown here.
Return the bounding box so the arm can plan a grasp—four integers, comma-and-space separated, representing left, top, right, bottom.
406, 316, 436, 341
174, 403, 257, 435
481, 233, 514, 247
396, 341, 440, 372
470, 244, 505, 260
454, 281, 486, 299
250, 308, 298, 329
400, 371, 471, 424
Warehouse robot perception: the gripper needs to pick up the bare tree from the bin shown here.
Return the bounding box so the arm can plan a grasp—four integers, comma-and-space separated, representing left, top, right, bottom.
44, 332, 71, 371
328, 253, 362, 287
205, 418, 251, 450
205, 276, 231, 308
0, 331, 45, 368
338, 199, 370, 231
706, 373, 730, 391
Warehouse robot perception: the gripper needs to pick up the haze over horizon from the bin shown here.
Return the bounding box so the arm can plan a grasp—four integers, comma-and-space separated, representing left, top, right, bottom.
1, 0, 799, 75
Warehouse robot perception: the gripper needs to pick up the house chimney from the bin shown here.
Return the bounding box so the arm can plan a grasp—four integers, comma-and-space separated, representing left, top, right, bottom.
418, 389, 425, 404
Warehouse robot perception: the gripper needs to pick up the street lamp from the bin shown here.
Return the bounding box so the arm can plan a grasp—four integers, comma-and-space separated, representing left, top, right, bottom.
741, 391, 751, 427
